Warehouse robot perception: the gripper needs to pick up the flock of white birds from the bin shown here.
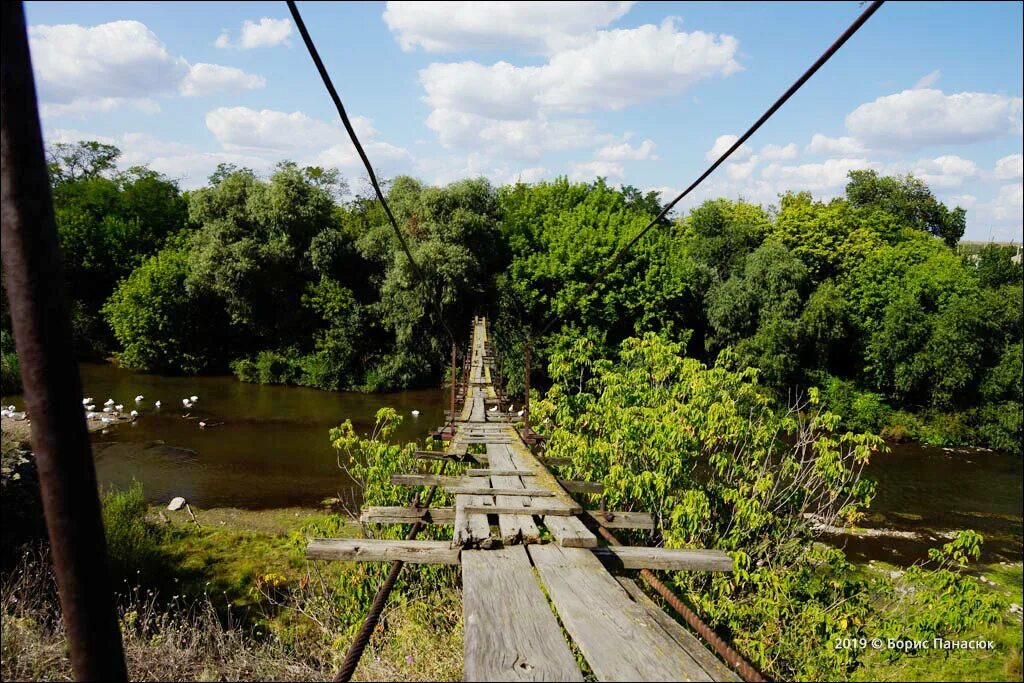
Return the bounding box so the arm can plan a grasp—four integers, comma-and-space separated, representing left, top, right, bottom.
0, 393, 204, 429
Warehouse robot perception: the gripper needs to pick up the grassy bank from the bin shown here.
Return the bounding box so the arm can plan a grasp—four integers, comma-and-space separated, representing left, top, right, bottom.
1, 492, 463, 681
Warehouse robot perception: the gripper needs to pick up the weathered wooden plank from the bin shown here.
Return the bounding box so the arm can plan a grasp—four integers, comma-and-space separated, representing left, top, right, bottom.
505, 440, 583, 514
454, 494, 494, 548
583, 510, 655, 530
463, 546, 583, 682
306, 538, 459, 565
359, 506, 455, 525
414, 450, 478, 463
466, 468, 535, 477
392, 473, 465, 488
446, 485, 555, 497
529, 543, 713, 682
591, 546, 734, 572
617, 578, 741, 682
464, 500, 574, 516
557, 478, 604, 495
488, 445, 541, 545
543, 515, 598, 548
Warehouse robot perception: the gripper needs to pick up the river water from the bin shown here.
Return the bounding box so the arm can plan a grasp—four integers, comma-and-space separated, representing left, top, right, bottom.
3, 362, 1020, 564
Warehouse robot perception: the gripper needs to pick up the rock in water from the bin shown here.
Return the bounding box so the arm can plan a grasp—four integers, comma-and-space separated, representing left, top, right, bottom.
167, 496, 186, 511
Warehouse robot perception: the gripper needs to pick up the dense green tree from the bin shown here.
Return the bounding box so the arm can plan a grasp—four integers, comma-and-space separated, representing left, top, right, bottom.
846, 170, 966, 247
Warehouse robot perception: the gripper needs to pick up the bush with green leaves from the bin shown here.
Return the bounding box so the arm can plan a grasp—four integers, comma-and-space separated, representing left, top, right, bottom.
1, 330, 20, 395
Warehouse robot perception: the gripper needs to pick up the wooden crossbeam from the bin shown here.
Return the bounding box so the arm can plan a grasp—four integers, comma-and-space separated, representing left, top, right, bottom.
466, 468, 534, 477
306, 538, 460, 565
557, 478, 604, 495
591, 546, 733, 572
448, 485, 555, 497
357, 507, 655, 530
543, 515, 597, 548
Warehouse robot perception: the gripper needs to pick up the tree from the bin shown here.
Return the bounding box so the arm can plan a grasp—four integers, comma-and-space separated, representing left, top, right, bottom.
846, 170, 966, 247
47, 140, 120, 185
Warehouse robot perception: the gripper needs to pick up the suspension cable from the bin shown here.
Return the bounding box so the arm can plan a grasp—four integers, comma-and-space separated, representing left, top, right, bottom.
539, 0, 884, 336
287, 0, 456, 345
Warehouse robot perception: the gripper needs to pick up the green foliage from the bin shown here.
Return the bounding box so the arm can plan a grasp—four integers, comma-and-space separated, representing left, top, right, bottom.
846, 170, 966, 247
819, 375, 893, 433
104, 246, 230, 374
1, 330, 20, 395
101, 482, 166, 584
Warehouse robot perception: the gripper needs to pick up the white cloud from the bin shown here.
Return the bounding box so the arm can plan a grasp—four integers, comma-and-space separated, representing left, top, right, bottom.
705, 134, 751, 162
907, 155, 978, 189
204, 107, 409, 176
993, 154, 1023, 181
425, 108, 603, 158
383, 1, 635, 54
29, 20, 266, 116
29, 21, 187, 113
216, 18, 292, 49
725, 157, 759, 181
846, 88, 1024, 149
912, 69, 941, 90
512, 166, 551, 184
420, 20, 740, 117
180, 63, 265, 97
992, 183, 1023, 223
805, 133, 867, 157
761, 158, 876, 193
570, 160, 625, 180
759, 143, 798, 161
595, 138, 656, 161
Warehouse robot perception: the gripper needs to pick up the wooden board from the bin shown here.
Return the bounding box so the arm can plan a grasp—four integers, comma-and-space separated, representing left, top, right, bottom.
447, 485, 555, 497
487, 445, 541, 545
306, 538, 459, 565
557, 479, 605, 495
590, 546, 734, 572
454, 494, 494, 548
528, 543, 713, 682
360, 506, 456, 525
466, 469, 535, 477
583, 510, 655, 530
462, 546, 583, 682
464, 500, 575, 516
543, 515, 597, 548
617, 578, 741, 682
505, 439, 582, 514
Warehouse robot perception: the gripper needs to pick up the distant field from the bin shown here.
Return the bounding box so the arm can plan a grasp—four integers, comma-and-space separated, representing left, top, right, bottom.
958, 240, 1022, 254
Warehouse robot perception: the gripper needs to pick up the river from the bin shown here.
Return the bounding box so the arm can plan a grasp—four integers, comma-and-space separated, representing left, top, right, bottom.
3, 362, 1020, 564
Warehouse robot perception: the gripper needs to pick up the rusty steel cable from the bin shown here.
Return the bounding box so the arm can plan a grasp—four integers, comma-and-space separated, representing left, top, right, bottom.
334, 462, 449, 682
592, 524, 766, 682
539, 0, 884, 336
0, 2, 128, 680
286, 0, 457, 347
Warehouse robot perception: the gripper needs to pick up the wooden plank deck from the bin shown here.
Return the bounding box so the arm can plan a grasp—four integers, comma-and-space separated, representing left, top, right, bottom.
309, 316, 740, 682
529, 543, 715, 682
463, 546, 583, 681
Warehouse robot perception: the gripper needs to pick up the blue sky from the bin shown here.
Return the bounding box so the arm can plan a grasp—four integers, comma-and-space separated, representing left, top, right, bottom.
25, 1, 1024, 240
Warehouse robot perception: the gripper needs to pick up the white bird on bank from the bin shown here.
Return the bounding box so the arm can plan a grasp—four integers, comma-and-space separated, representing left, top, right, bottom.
84, 404, 95, 411
155, 400, 162, 408
100, 416, 113, 424
190, 395, 198, 402
6, 405, 14, 412
182, 398, 192, 408
134, 395, 144, 402
82, 397, 92, 405
411, 410, 420, 417
104, 398, 114, 406
508, 404, 514, 413
517, 410, 524, 417
130, 410, 139, 418
199, 421, 207, 428
114, 404, 124, 412
489, 405, 498, 412
102, 406, 113, 413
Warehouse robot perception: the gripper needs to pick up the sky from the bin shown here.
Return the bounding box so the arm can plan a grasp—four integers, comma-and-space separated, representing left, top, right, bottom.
24, 1, 1024, 241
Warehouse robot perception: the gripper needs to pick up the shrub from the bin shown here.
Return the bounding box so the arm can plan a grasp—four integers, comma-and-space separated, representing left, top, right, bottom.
101, 481, 166, 584
820, 374, 893, 434
1, 330, 20, 395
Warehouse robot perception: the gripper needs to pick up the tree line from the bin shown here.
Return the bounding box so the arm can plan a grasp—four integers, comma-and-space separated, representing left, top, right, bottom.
0, 140, 1019, 453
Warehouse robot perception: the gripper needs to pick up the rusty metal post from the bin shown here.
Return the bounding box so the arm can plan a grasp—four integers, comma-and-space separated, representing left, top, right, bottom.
1, 3, 128, 680
450, 339, 457, 421
523, 334, 531, 434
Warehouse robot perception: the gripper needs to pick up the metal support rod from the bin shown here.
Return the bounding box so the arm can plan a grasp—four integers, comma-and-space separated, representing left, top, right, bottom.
0, 3, 128, 680
523, 334, 531, 434
334, 463, 448, 683
450, 340, 457, 422
592, 525, 766, 682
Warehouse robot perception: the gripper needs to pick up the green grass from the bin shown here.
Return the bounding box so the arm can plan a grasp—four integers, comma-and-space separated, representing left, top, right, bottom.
852, 561, 1023, 682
